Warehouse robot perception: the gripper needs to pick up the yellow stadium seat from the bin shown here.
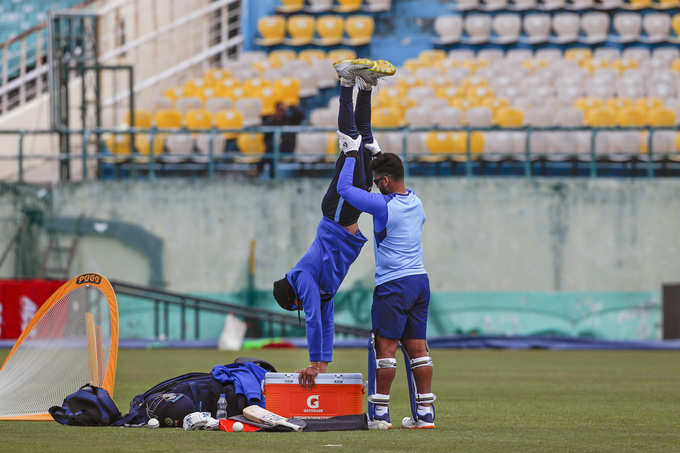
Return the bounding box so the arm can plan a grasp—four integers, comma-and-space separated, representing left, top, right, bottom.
269, 49, 297, 66
154, 109, 183, 129
656, 0, 679, 8
418, 49, 447, 64
452, 132, 484, 156
236, 133, 266, 163
133, 134, 166, 162
259, 87, 279, 116
243, 78, 270, 98
125, 110, 152, 129
286, 15, 316, 46
673, 58, 680, 74
372, 107, 403, 128
564, 48, 592, 62
104, 134, 132, 161
216, 109, 244, 139
648, 108, 676, 126
625, 0, 652, 9
327, 48, 357, 62
164, 87, 183, 103
451, 98, 473, 111
185, 109, 213, 134
586, 107, 616, 127
316, 15, 344, 45
344, 15, 374, 46
575, 97, 604, 112
605, 98, 633, 110
273, 78, 301, 105
612, 58, 639, 73
676, 133, 680, 152
215, 79, 241, 97
616, 107, 646, 127
335, 0, 363, 12
256, 16, 286, 46
425, 132, 455, 154
298, 49, 326, 64
496, 107, 524, 128
276, 0, 305, 13
636, 98, 664, 111
183, 79, 207, 98
673, 14, 680, 39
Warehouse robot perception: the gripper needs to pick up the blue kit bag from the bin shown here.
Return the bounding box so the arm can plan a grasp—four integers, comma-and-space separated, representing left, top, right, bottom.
49, 384, 121, 426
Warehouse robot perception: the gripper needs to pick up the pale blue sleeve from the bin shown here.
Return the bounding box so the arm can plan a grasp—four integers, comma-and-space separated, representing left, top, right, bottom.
337, 157, 388, 226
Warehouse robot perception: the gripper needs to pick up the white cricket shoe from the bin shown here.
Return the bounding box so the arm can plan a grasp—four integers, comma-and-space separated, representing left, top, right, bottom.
333, 58, 374, 87
355, 59, 396, 91
401, 416, 436, 430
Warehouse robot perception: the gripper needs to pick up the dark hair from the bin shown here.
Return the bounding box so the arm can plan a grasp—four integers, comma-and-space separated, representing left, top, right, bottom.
273, 276, 297, 311
369, 152, 404, 181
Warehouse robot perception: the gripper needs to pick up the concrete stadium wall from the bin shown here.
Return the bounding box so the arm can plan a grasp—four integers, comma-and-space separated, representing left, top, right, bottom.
35, 177, 680, 294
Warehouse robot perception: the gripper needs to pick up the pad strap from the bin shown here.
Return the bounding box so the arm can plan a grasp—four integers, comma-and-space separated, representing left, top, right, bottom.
377, 358, 397, 369
337, 130, 361, 153
410, 356, 432, 369
367, 393, 390, 405
416, 393, 437, 404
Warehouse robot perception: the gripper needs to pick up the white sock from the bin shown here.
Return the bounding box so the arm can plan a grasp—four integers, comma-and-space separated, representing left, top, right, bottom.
417, 405, 433, 416
375, 405, 389, 416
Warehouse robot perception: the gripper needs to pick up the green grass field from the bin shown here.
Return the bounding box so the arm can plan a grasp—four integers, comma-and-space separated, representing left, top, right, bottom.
1, 348, 679, 453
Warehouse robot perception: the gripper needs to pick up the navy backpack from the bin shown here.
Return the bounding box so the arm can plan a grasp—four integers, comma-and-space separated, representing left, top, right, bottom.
49, 384, 122, 426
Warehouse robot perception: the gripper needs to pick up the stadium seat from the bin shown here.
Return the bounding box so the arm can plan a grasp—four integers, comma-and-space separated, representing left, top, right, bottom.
484, 0, 507, 10
185, 109, 213, 134
478, 48, 505, 61
125, 110, 152, 129
626, 0, 652, 9
464, 14, 492, 44
334, 0, 363, 12
433, 15, 463, 45
164, 87, 183, 103
405, 106, 435, 127
513, 0, 537, 9
492, 14, 521, 44
306, 0, 333, 13
434, 107, 464, 127
194, 133, 226, 162
614, 12, 642, 43
204, 69, 231, 86
298, 49, 326, 65
154, 98, 174, 111
496, 107, 524, 127
215, 109, 244, 139
258, 87, 278, 116
298, 71, 320, 98
621, 46, 650, 62
215, 79, 242, 99
154, 109, 183, 129
274, 78, 301, 105
133, 134, 166, 162
344, 15, 374, 46
316, 15, 344, 46
465, 107, 493, 127
176, 97, 203, 113
581, 12, 610, 44
310, 107, 336, 127
452, 0, 480, 10
269, 49, 297, 67
164, 134, 194, 162
569, 0, 594, 8
276, 0, 304, 13
205, 97, 233, 114
555, 107, 585, 126
552, 13, 580, 43
286, 15, 316, 46
648, 107, 676, 126
672, 14, 680, 42
104, 134, 132, 162
593, 47, 620, 61
327, 48, 357, 62
236, 98, 264, 127
236, 133, 266, 163
425, 132, 455, 154
653, 46, 679, 61
363, 0, 392, 12
655, 0, 679, 8
243, 78, 270, 98
524, 13, 551, 43
295, 133, 335, 163
372, 107, 403, 128
642, 13, 671, 43
541, 0, 565, 9
256, 16, 286, 46
586, 107, 616, 126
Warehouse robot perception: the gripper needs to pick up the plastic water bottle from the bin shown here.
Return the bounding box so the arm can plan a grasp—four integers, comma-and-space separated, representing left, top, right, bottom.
216, 393, 227, 419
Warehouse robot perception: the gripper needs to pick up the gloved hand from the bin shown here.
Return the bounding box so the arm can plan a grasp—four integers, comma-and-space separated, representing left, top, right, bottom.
364, 139, 382, 156
337, 130, 361, 158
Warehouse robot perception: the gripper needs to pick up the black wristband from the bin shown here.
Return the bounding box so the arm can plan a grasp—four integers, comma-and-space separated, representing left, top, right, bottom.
345, 150, 358, 158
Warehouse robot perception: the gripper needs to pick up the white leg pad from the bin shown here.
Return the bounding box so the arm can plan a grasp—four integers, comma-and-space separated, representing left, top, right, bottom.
410, 356, 432, 369
377, 357, 397, 369
367, 393, 390, 405
337, 130, 361, 153
416, 393, 436, 404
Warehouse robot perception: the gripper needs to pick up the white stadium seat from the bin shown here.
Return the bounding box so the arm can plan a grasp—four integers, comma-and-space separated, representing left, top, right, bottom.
465, 107, 493, 127
622, 46, 650, 62
614, 12, 642, 43
451, 0, 480, 10
513, 0, 537, 10
581, 12, 610, 44
593, 47, 620, 61
434, 15, 463, 45
492, 13, 521, 44
524, 13, 551, 43
642, 13, 671, 43
552, 13, 580, 43
464, 14, 492, 44
484, 0, 508, 10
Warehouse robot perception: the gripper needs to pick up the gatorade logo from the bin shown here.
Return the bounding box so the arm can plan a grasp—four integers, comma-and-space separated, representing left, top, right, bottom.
306, 395, 320, 409
76, 273, 101, 285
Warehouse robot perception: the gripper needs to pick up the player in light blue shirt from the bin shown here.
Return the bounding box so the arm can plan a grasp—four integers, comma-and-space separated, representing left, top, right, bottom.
337, 150, 435, 429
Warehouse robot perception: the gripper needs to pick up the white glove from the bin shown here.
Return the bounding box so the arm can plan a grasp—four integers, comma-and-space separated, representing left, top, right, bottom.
337, 130, 361, 156
183, 412, 219, 431
364, 139, 382, 156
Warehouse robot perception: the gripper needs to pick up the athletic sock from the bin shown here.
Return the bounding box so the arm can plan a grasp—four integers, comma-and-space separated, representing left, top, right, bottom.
375, 405, 389, 417
417, 405, 433, 417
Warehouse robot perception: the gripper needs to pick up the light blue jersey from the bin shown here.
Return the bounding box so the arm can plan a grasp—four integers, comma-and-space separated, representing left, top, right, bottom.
336, 157, 427, 286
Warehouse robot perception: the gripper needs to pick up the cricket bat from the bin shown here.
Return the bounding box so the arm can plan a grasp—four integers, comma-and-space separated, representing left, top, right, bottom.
243, 405, 304, 432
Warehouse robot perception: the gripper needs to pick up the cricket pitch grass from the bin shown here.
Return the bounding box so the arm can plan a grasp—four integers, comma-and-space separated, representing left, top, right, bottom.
1, 348, 679, 452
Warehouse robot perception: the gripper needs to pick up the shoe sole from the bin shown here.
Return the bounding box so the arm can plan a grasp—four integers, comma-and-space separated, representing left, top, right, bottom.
332, 58, 373, 70
405, 424, 436, 429
333, 58, 397, 77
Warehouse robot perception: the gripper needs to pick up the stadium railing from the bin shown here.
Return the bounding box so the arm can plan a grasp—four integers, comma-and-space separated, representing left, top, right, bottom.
0, 124, 678, 182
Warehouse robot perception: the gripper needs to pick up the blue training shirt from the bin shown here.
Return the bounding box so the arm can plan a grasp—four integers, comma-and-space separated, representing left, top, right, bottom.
336, 157, 427, 286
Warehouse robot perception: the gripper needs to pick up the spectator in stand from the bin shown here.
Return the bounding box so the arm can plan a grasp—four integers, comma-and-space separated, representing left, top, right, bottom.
262, 101, 305, 176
